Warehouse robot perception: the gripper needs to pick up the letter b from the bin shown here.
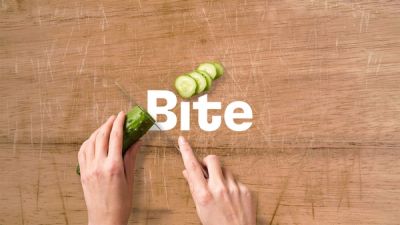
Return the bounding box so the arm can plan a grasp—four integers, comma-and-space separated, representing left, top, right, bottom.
147, 90, 177, 130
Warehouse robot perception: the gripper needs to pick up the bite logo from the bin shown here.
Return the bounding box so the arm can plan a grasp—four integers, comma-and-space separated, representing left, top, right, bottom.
147, 90, 253, 132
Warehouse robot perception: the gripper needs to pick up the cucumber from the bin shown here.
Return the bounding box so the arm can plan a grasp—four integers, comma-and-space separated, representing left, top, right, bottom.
188, 71, 207, 94
197, 63, 217, 80
175, 75, 197, 98
76, 105, 155, 175
196, 70, 213, 91
122, 106, 155, 152
213, 62, 224, 79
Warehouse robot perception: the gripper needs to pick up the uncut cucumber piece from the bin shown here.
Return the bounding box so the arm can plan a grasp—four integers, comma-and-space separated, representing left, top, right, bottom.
213, 62, 224, 79
197, 63, 217, 80
196, 70, 213, 91
188, 71, 207, 94
122, 106, 155, 153
175, 75, 197, 98
76, 105, 155, 175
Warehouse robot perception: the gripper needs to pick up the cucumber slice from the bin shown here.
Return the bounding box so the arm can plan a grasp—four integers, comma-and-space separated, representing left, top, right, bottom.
175, 75, 197, 98
188, 71, 207, 94
77, 105, 155, 175
213, 62, 224, 79
196, 70, 213, 91
197, 63, 217, 80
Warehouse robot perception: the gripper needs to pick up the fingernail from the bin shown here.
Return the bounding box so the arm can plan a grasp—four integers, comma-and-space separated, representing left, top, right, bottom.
178, 136, 186, 145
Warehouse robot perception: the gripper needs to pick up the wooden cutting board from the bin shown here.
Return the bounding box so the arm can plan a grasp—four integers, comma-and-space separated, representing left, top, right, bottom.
1, 0, 399, 224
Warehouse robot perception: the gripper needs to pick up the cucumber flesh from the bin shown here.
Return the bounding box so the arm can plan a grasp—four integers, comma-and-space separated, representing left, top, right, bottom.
213, 62, 224, 79
197, 63, 217, 80
77, 105, 155, 175
196, 70, 213, 91
188, 71, 207, 94
175, 75, 197, 98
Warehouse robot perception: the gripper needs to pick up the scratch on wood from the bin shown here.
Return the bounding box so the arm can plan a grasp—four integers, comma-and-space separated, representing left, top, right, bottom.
6, 100, 10, 137
235, 9, 238, 32
15, 57, 18, 74
39, 95, 44, 159
148, 169, 154, 200
63, 27, 74, 59
359, 10, 364, 33
36, 159, 41, 210
311, 200, 315, 219
13, 120, 17, 156
18, 184, 25, 225
30, 113, 33, 145
52, 153, 69, 225
337, 170, 349, 211
100, 3, 109, 31
45, 48, 54, 80
78, 40, 90, 75
38, 6, 42, 26
162, 147, 170, 209
201, 8, 215, 41
269, 177, 289, 225
375, 56, 382, 76
358, 149, 362, 199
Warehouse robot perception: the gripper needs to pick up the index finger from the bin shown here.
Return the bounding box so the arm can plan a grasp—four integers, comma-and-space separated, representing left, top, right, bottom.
178, 136, 207, 189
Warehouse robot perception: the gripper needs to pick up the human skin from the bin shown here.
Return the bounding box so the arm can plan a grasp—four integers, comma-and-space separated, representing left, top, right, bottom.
178, 136, 256, 225
78, 112, 141, 225
78, 112, 256, 225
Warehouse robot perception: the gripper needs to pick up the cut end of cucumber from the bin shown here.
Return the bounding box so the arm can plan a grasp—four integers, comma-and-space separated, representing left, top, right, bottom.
196, 70, 213, 91
175, 75, 197, 98
197, 63, 217, 80
213, 62, 224, 79
188, 71, 207, 94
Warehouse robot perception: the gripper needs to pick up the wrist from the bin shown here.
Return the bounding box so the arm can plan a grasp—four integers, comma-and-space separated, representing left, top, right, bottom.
89, 223, 125, 225
88, 219, 127, 225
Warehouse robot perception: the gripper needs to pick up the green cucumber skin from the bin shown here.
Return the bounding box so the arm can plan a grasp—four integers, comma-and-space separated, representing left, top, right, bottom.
122, 106, 155, 155
196, 70, 213, 91
213, 62, 224, 79
77, 106, 155, 175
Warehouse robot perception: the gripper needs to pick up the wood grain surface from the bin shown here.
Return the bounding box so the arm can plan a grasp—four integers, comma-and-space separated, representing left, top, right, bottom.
1, 0, 399, 224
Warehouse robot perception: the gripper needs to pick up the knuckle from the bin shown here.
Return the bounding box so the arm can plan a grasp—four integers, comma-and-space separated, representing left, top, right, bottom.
196, 190, 213, 206
204, 154, 218, 162
105, 161, 122, 175
189, 160, 198, 171
98, 128, 106, 138
215, 185, 229, 199
239, 184, 251, 197
112, 130, 122, 139
229, 186, 239, 195
90, 167, 102, 178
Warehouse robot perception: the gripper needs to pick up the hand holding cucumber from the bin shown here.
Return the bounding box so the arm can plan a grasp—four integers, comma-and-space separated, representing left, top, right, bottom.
78, 112, 142, 225
175, 62, 224, 99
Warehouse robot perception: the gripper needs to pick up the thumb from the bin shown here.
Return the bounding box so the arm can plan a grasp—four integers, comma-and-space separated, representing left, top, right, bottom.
124, 140, 142, 187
